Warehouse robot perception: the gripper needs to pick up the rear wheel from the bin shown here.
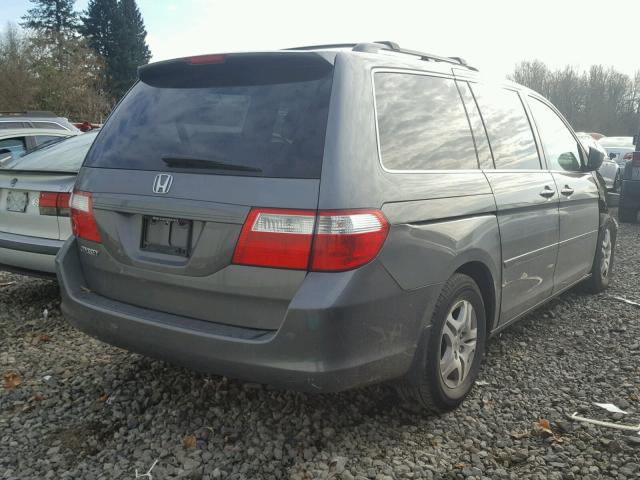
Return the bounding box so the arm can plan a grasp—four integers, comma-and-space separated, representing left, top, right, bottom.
400, 274, 486, 413
618, 207, 638, 223
583, 217, 616, 293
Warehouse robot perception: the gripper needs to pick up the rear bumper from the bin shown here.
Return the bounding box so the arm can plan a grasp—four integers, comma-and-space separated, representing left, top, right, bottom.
57, 238, 439, 392
0, 231, 63, 275
620, 180, 640, 208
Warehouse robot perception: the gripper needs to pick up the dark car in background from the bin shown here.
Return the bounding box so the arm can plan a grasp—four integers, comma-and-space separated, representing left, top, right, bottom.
618, 151, 640, 223
599, 136, 640, 222
56, 43, 615, 412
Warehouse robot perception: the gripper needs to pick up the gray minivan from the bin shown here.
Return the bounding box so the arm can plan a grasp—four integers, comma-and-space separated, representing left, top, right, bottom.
56, 42, 616, 412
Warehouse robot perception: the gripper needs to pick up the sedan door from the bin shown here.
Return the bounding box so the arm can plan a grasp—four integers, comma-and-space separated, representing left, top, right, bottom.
527, 96, 600, 292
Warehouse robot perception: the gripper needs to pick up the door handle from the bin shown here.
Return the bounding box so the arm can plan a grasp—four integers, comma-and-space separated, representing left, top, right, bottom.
539, 186, 555, 198
561, 185, 574, 196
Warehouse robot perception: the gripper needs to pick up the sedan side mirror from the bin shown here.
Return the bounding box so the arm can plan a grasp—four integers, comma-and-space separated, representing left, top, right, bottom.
584, 146, 604, 171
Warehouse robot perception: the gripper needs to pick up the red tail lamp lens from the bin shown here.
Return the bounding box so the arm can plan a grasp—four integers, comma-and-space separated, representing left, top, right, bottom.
232, 208, 389, 271
70, 191, 101, 243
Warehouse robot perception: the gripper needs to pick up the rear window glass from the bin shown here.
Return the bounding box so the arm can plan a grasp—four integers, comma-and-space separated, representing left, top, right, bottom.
2, 133, 95, 172
374, 72, 478, 171
85, 59, 333, 179
471, 85, 540, 170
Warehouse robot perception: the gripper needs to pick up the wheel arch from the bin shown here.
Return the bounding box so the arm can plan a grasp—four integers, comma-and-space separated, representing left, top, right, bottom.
454, 260, 498, 334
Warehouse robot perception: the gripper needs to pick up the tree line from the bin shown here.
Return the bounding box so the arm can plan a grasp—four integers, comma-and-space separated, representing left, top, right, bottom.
511, 60, 640, 136
0, 0, 150, 121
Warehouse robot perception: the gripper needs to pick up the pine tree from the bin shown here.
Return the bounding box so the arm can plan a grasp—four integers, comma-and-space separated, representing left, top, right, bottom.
111, 0, 151, 99
20, 0, 79, 37
81, 0, 119, 59
81, 0, 151, 101
21, 0, 80, 70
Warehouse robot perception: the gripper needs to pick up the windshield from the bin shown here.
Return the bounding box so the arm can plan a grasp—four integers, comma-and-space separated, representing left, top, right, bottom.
84, 57, 334, 179
2, 132, 97, 172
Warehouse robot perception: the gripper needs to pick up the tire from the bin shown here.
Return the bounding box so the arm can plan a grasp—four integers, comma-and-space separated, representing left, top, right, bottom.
399, 273, 486, 413
583, 217, 616, 293
618, 207, 637, 223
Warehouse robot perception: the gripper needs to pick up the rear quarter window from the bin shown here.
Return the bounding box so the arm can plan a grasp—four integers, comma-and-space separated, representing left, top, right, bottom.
374, 72, 478, 171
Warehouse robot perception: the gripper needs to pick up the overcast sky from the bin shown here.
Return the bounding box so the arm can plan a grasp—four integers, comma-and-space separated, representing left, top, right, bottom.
2, 0, 639, 78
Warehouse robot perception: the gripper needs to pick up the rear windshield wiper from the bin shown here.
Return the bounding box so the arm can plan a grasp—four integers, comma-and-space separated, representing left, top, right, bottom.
161, 155, 262, 173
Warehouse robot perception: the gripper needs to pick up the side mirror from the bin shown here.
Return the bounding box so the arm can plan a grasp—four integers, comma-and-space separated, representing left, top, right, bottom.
584, 146, 604, 171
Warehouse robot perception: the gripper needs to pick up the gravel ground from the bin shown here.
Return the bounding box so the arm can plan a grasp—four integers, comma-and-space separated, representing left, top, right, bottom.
1, 220, 639, 480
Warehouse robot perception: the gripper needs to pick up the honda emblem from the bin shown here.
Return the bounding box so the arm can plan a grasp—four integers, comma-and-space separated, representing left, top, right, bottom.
153, 174, 173, 194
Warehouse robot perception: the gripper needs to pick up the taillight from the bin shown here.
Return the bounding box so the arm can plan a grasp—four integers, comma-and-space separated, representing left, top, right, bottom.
310, 210, 389, 271
38, 192, 71, 217
232, 208, 389, 272
57, 193, 70, 217
232, 209, 315, 270
70, 191, 101, 243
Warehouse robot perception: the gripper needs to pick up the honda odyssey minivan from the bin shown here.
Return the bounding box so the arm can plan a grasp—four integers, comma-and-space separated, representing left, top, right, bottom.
56, 42, 616, 412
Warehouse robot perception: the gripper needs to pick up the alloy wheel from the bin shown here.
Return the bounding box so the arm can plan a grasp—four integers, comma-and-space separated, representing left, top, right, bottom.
439, 299, 478, 389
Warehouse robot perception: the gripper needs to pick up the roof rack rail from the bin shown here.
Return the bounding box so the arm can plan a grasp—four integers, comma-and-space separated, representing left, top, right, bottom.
353, 42, 478, 71
284, 43, 361, 51
0, 111, 58, 118
285, 41, 477, 71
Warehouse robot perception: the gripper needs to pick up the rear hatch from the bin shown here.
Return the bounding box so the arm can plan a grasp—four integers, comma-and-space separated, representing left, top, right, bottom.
75, 52, 335, 330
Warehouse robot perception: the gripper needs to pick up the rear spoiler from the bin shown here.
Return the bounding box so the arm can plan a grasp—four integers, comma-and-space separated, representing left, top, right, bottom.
138, 52, 335, 88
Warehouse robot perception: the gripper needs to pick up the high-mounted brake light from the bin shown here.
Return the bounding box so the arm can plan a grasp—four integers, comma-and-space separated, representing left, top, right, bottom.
70, 191, 101, 243
187, 54, 226, 65
232, 208, 389, 272
38, 192, 71, 217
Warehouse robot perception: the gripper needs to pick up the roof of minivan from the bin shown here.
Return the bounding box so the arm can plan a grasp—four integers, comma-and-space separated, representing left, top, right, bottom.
139, 43, 534, 98
286, 44, 535, 93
